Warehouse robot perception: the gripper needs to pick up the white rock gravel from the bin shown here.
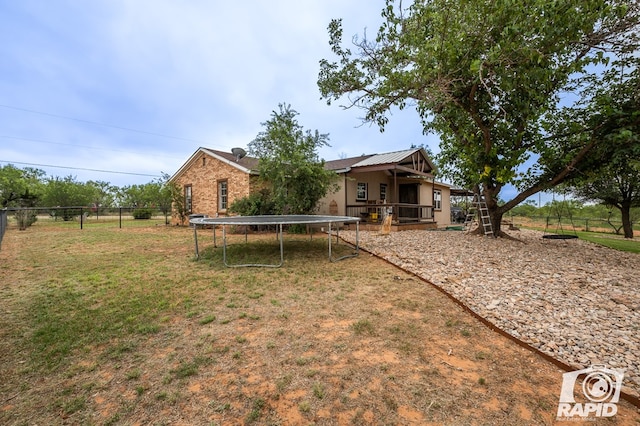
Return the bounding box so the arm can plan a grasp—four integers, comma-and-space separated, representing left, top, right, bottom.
340, 228, 640, 396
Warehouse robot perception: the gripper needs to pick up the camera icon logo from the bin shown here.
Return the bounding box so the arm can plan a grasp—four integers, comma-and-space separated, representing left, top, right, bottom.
557, 364, 624, 419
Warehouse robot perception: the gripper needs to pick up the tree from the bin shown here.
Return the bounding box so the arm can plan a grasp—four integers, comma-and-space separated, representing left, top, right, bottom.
86, 180, 118, 217
41, 175, 95, 220
318, 0, 639, 236
246, 103, 339, 215
118, 183, 157, 208
565, 63, 640, 238
0, 164, 44, 208
170, 182, 188, 225
155, 173, 179, 225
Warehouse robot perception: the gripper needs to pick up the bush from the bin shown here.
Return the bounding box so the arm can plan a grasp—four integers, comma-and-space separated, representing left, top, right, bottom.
132, 208, 153, 220
229, 189, 276, 216
15, 209, 37, 230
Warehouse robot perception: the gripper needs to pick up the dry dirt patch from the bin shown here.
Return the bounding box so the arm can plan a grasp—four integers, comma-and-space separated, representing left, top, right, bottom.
0, 225, 638, 425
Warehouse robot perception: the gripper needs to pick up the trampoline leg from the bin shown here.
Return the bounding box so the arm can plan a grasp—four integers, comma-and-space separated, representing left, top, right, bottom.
328, 221, 332, 260
278, 223, 284, 265
213, 226, 217, 248
329, 221, 359, 262
222, 225, 228, 265
193, 224, 200, 259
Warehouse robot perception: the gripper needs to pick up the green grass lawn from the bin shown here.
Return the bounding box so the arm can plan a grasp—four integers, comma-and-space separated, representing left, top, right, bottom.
572, 230, 640, 253
1, 222, 638, 425
513, 218, 640, 253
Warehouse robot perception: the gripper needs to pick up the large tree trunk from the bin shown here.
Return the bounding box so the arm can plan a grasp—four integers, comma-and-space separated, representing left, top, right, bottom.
467, 186, 508, 238
490, 208, 504, 236
484, 187, 502, 237
621, 202, 634, 239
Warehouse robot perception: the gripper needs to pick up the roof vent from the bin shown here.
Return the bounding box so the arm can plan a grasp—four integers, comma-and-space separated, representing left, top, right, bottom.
231, 147, 246, 161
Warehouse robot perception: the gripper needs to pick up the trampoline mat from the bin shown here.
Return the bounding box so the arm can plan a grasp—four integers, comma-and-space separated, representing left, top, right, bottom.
542, 234, 579, 240
190, 214, 360, 226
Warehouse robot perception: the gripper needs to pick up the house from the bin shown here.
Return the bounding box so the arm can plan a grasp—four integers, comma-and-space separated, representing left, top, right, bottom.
170, 147, 453, 229
169, 147, 258, 223
317, 147, 451, 230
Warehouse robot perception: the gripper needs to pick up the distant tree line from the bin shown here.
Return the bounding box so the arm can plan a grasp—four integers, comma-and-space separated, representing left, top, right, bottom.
0, 165, 181, 227
452, 196, 638, 236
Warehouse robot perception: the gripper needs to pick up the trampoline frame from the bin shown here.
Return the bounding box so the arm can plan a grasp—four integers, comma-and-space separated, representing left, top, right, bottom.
190, 215, 360, 267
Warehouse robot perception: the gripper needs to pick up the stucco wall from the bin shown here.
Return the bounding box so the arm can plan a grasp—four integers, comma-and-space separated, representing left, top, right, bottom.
317, 174, 347, 215
317, 173, 453, 225
433, 185, 452, 225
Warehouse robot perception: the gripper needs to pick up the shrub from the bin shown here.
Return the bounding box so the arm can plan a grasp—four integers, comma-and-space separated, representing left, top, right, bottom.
132, 208, 153, 220
229, 189, 276, 216
15, 209, 37, 230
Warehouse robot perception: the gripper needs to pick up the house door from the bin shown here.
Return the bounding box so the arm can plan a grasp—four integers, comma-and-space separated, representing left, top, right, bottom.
398, 184, 419, 220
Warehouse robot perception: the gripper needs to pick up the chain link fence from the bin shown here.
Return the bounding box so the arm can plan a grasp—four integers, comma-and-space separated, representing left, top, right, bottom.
0, 210, 7, 250
512, 215, 638, 236
1, 206, 172, 235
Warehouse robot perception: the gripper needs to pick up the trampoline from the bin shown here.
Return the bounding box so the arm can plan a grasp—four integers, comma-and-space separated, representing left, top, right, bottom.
190, 215, 360, 268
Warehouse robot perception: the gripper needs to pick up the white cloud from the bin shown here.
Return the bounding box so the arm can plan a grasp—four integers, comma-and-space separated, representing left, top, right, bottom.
0, 0, 434, 187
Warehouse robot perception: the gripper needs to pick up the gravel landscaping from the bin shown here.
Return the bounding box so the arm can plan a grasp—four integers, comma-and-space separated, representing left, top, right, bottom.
341, 228, 640, 398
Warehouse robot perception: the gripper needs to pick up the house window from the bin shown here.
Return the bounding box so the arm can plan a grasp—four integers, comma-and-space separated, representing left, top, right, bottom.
218, 180, 228, 211
356, 182, 368, 201
184, 185, 192, 213
380, 184, 387, 202
434, 189, 442, 210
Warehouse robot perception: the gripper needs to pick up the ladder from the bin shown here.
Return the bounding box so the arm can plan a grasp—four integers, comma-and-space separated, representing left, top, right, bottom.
464, 194, 494, 236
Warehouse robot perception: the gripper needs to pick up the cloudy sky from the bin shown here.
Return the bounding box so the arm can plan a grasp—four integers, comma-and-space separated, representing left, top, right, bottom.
0, 0, 442, 188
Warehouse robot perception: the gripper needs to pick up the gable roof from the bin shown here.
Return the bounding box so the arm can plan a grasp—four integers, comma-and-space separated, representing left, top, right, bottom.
202, 148, 259, 171
329, 147, 436, 177
170, 147, 437, 182
324, 154, 374, 172
169, 147, 259, 182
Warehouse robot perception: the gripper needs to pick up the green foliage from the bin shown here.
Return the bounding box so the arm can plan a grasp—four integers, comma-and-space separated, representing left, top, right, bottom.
555, 59, 640, 238
247, 103, 339, 215
15, 209, 38, 230
85, 180, 118, 214
41, 175, 95, 211
132, 208, 153, 220
118, 183, 159, 208
229, 188, 277, 216
154, 172, 179, 224
0, 164, 181, 225
318, 0, 640, 234
0, 164, 44, 207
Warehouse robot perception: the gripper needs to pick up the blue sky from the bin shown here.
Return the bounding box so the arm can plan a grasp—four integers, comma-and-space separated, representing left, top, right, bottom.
0, 1, 439, 185
1, 0, 548, 203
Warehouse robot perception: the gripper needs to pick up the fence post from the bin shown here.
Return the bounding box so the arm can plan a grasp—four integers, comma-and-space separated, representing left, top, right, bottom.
80, 207, 84, 230
0, 210, 7, 251
119, 207, 122, 229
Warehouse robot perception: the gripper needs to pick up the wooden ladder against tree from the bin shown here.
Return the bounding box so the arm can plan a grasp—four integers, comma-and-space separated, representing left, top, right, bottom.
463, 204, 478, 231
465, 194, 494, 236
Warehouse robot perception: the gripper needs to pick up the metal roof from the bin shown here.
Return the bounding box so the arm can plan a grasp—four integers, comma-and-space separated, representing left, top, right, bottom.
351, 148, 423, 168
324, 154, 374, 171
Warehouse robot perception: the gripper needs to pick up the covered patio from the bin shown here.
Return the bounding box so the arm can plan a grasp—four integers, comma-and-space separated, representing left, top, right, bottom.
318, 148, 451, 230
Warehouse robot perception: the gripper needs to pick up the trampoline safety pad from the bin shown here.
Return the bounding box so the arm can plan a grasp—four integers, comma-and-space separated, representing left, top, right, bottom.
189, 215, 360, 267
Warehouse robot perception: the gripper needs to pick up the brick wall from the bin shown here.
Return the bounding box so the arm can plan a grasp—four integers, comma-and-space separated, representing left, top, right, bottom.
172, 151, 252, 224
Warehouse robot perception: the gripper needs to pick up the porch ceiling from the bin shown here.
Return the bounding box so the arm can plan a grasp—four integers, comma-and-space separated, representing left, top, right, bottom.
348, 163, 434, 178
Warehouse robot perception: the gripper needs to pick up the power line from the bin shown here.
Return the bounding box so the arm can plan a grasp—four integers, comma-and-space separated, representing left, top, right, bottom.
0, 135, 179, 158
0, 160, 162, 177
0, 103, 212, 145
